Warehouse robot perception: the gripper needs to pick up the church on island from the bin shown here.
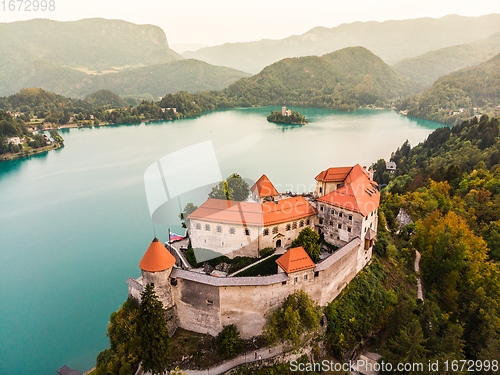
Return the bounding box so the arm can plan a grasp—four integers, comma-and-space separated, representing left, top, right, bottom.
127, 164, 380, 339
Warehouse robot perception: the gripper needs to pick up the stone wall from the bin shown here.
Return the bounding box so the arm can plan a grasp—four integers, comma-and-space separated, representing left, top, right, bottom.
317, 204, 364, 247
169, 238, 363, 339
128, 237, 368, 340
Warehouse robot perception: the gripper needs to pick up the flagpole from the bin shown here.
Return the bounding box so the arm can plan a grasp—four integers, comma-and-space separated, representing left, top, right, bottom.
168, 227, 171, 245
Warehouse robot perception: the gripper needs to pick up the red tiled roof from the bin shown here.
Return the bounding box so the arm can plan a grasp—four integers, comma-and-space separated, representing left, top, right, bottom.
317, 164, 380, 216
251, 174, 279, 197
139, 238, 176, 272
187, 196, 317, 226
276, 247, 315, 273
315, 166, 352, 182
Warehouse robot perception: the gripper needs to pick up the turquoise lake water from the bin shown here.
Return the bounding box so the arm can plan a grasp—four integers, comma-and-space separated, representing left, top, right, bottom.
0, 107, 443, 374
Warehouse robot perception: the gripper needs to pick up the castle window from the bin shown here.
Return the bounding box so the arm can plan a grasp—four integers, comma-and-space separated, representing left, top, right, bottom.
263, 228, 269, 236
292, 222, 297, 229
294, 277, 298, 283
282, 281, 287, 285
196, 223, 201, 230
320, 205, 324, 211
339, 212, 343, 218
349, 215, 353, 221
245, 228, 250, 236
299, 220, 304, 228
273, 226, 278, 234
205, 224, 211, 231
348, 227, 351, 232
331, 209, 335, 215
319, 187, 322, 193
286, 223, 291, 231
319, 218, 323, 225
306, 219, 310, 225
314, 271, 319, 278
150, 283, 155, 287
329, 221, 333, 226
206, 300, 213, 305
170, 279, 177, 286
304, 274, 308, 280
338, 224, 342, 229
229, 227, 235, 234
216, 225, 222, 233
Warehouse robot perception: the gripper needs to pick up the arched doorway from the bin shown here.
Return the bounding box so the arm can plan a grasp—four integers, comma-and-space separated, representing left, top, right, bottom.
276, 239, 282, 248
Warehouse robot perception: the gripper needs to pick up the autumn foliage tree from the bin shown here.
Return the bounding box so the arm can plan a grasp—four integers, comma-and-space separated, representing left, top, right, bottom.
413, 211, 500, 359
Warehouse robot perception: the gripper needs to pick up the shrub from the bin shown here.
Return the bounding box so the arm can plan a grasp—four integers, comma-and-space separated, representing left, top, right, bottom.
216, 325, 244, 359
263, 290, 322, 346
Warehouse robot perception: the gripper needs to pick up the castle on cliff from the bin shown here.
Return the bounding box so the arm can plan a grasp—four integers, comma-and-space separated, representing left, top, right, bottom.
127, 164, 379, 339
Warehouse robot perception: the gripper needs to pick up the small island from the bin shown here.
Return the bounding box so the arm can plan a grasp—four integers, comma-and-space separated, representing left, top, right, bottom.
267, 106, 308, 124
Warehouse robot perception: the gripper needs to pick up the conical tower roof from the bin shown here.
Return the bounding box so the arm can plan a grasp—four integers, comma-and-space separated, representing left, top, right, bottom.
139, 238, 176, 272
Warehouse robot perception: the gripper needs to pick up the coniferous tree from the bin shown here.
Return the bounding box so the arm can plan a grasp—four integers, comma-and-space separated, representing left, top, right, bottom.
138, 284, 171, 375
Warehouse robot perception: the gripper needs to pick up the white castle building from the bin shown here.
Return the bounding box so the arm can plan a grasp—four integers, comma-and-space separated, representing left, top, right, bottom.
187, 164, 379, 259
127, 164, 379, 339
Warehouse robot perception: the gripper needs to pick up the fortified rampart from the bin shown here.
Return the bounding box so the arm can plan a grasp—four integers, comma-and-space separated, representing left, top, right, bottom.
128, 237, 365, 339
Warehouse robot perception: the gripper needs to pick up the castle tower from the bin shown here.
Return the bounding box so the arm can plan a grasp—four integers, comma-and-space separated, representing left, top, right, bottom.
139, 237, 176, 309
250, 174, 279, 202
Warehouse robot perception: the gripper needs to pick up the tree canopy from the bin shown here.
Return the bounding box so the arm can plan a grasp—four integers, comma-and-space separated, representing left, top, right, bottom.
215, 325, 244, 359
263, 290, 322, 347
208, 173, 250, 202
291, 227, 321, 262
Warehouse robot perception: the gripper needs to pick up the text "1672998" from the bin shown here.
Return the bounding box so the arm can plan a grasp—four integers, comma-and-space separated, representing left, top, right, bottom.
1, 0, 55, 11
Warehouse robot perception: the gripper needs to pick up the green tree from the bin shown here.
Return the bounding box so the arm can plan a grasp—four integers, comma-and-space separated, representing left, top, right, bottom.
179, 202, 198, 228
215, 324, 244, 359
95, 298, 141, 375
263, 290, 321, 347
138, 284, 171, 375
208, 181, 229, 200
226, 173, 250, 201
384, 319, 429, 374
208, 173, 250, 201
291, 227, 321, 262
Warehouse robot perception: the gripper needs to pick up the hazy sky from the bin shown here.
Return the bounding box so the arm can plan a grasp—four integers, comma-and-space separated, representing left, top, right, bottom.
2, 0, 500, 46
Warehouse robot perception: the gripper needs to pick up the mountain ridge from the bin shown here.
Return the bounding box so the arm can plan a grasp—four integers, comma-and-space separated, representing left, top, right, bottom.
183, 14, 500, 73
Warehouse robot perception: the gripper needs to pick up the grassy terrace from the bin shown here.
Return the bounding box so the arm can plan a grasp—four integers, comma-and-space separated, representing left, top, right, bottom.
234, 255, 280, 277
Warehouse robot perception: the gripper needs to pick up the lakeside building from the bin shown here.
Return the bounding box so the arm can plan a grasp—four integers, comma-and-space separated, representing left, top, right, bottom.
6, 137, 21, 145
127, 164, 380, 338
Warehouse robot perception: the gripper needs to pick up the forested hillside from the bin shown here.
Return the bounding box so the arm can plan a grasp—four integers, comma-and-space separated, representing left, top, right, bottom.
223, 47, 415, 110
0, 18, 181, 72
0, 19, 250, 98
396, 53, 500, 125
323, 115, 500, 369
0, 59, 251, 98
393, 31, 500, 87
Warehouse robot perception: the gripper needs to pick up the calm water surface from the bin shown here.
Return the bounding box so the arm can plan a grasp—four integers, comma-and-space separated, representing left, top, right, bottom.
0, 107, 443, 374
